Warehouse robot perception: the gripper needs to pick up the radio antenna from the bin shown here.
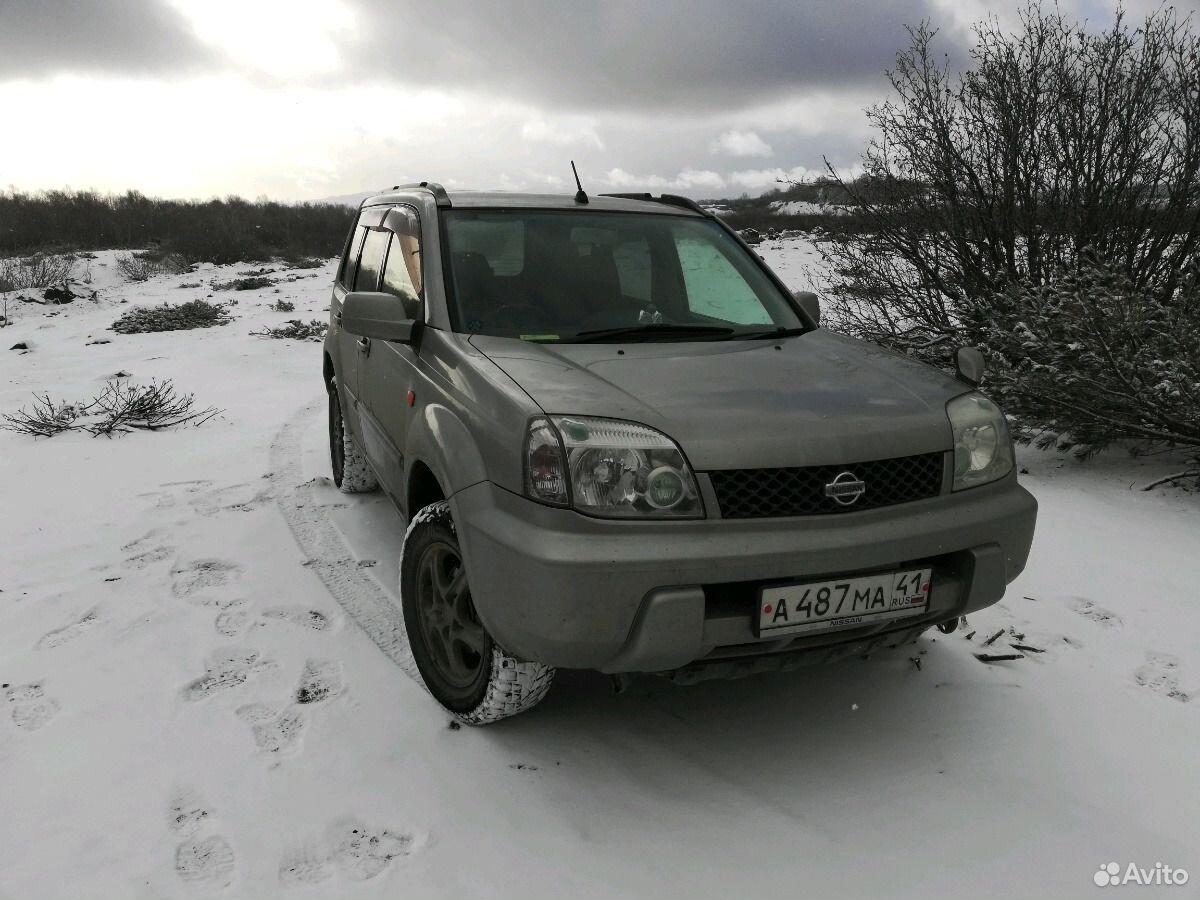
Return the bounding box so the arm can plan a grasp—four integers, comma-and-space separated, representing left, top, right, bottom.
571, 160, 589, 204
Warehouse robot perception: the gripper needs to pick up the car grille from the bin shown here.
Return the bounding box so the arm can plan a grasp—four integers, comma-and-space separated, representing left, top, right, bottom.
707, 452, 945, 518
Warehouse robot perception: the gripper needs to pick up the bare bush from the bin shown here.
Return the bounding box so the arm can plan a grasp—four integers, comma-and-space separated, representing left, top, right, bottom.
112, 300, 232, 334
283, 257, 326, 270
974, 259, 1199, 474
821, 5, 1200, 364
116, 251, 188, 283
87, 380, 221, 436
0, 254, 75, 291
1, 379, 220, 438
116, 253, 154, 282
0, 394, 82, 437
272, 299, 295, 312
213, 276, 274, 291
253, 319, 327, 341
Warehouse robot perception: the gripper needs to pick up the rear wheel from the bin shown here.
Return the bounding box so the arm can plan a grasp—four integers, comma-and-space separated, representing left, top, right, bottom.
400, 501, 554, 724
328, 379, 378, 493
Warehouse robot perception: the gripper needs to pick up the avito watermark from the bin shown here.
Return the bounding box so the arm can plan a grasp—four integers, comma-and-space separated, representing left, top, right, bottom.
1095, 862, 1189, 887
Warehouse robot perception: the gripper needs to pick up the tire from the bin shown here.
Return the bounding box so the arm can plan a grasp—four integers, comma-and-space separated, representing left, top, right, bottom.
328, 380, 378, 493
399, 501, 554, 724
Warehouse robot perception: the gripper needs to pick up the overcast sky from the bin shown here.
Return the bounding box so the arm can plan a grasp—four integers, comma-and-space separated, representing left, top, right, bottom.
0, 0, 1192, 202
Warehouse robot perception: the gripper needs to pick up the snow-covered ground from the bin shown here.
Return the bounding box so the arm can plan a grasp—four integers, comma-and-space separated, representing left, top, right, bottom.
1, 243, 1197, 900
769, 199, 849, 216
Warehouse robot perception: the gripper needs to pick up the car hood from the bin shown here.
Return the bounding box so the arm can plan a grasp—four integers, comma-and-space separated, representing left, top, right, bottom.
470, 331, 964, 469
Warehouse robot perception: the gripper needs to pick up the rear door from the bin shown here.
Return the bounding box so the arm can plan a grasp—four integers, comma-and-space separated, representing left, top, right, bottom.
357, 205, 425, 497
331, 207, 390, 423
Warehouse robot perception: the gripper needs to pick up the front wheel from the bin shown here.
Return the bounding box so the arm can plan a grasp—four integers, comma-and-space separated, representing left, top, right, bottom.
328, 379, 378, 493
399, 501, 554, 724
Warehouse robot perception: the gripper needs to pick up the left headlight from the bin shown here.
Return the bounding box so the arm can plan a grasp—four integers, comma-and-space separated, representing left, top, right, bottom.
947, 393, 1015, 491
523, 416, 703, 518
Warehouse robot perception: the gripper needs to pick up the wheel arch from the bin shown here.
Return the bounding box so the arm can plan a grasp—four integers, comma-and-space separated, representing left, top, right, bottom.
322, 351, 335, 390
406, 460, 446, 519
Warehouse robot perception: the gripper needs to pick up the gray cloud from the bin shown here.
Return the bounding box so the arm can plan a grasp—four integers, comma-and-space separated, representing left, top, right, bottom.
338, 0, 967, 111
0, 0, 212, 77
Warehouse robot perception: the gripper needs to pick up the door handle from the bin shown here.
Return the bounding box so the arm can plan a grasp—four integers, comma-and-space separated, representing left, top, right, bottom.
357, 336, 371, 356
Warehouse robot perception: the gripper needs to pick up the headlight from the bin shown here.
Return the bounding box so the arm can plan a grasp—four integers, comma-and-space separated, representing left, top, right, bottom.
524, 416, 703, 518
947, 393, 1014, 490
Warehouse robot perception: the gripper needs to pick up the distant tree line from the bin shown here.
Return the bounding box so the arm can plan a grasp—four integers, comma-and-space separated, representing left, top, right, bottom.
0, 190, 355, 264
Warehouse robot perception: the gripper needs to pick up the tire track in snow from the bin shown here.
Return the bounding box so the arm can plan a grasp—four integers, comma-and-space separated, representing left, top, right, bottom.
268, 401, 414, 672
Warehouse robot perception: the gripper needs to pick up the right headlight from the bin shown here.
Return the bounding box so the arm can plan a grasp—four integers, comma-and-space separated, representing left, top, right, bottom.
524, 416, 703, 518
947, 392, 1015, 490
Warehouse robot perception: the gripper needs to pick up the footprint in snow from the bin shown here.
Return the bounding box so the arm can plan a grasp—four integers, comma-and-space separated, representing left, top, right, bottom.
124, 546, 174, 569
279, 840, 333, 887
1065, 597, 1122, 628
6, 682, 60, 730
175, 834, 236, 889
36, 605, 102, 649
138, 480, 215, 510
329, 817, 419, 881
294, 659, 344, 705
1134, 652, 1192, 703
262, 607, 335, 632
181, 647, 272, 701
279, 818, 421, 887
214, 609, 252, 637
237, 703, 308, 755
171, 558, 242, 602
168, 788, 213, 838
167, 786, 236, 888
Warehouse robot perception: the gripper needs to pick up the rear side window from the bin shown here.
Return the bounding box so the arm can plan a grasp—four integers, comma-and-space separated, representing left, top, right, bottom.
339, 224, 367, 288
354, 229, 390, 292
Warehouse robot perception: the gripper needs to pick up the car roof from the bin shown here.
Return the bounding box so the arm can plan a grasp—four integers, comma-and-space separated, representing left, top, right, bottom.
361, 188, 704, 217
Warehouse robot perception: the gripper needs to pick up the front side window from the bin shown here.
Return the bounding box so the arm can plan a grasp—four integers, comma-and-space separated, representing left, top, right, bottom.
442, 211, 801, 341
381, 206, 423, 319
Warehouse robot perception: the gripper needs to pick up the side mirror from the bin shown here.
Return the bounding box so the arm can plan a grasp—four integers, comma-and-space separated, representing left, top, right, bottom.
342, 291, 418, 343
794, 291, 820, 327
955, 346, 985, 387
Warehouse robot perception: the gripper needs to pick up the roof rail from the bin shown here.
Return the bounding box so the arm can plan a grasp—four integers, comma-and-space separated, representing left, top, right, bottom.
389, 181, 452, 208
599, 192, 712, 217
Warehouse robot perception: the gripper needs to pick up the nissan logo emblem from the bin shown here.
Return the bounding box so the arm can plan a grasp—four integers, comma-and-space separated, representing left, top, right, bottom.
824, 471, 866, 506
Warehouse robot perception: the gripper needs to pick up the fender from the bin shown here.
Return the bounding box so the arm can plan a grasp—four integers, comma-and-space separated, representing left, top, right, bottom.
404, 401, 489, 506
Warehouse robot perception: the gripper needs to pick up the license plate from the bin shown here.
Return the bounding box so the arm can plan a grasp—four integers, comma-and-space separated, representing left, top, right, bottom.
758, 568, 932, 637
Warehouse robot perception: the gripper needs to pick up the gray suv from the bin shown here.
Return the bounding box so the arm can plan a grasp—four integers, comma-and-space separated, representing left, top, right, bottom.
322, 182, 1037, 724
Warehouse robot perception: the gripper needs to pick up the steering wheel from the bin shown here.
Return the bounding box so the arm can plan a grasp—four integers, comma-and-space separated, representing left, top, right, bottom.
491, 303, 545, 330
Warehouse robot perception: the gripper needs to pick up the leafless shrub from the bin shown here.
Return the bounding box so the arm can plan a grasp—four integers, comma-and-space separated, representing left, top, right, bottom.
116, 253, 154, 282
86, 380, 220, 436
253, 318, 327, 341
0, 394, 82, 437
213, 275, 275, 291
272, 299, 295, 312
0, 254, 75, 291
1, 379, 220, 438
112, 300, 232, 334
821, 5, 1200, 363
283, 257, 325, 270
115, 250, 188, 282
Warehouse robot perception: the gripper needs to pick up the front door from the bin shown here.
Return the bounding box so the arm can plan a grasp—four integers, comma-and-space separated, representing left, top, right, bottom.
357, 205, 425, 499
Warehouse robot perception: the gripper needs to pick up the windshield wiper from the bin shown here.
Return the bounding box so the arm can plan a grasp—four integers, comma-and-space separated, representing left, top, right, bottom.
729, 326, 810, 340
568, 323, 736, 343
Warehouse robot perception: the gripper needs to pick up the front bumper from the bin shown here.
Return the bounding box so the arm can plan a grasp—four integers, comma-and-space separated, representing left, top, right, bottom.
451, 473, 1037, 674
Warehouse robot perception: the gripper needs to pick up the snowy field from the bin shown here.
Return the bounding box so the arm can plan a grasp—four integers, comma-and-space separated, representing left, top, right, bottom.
1, 241, 1198, 900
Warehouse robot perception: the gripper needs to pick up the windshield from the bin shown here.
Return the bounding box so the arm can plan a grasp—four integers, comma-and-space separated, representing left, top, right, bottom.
442, 210, 805, 341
